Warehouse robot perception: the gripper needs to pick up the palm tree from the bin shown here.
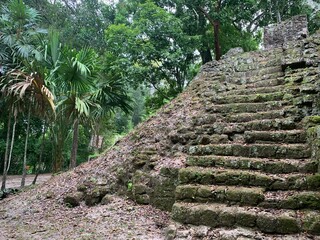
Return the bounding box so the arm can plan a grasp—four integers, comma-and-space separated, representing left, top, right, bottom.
90, 77, 132, 140
0, 74, 23, 190
56, 46, 133, 169
0, 0, 49, 188
56, 47, 99, 169
0, 0, 46, 68
4, 70, 55, 187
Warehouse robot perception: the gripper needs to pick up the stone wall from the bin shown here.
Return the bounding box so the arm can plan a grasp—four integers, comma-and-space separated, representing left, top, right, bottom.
264, 15, 308, 49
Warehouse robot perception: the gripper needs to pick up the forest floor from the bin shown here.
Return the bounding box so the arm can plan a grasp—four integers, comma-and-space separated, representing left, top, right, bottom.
0, 173, 170, 240
2, 174, 52, 189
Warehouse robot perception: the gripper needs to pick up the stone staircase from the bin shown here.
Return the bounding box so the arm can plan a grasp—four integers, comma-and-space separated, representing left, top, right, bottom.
170, 47, 320, 236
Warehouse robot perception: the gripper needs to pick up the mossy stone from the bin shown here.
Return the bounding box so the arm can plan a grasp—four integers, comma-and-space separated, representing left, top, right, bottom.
250, 174, 271, 187
197, 186, 213, 198
307, 174, 320, 189
236, 211, 256, 227
171, 204, 189, 223
241, 192, 264, 205
77, 184, 87, 192
219, 210, 235, 227
286, 193, 320, 209
276, 217, 300, 234
63, 191, 84, 208
160, 167, 179, 178
133, 183, 148, 195
308, 221, 320, 235
151, 197, 175, 211
225, 190, 241, 202
308, 116, 320, 124
175, 185, 197, 200
85, 196, 101, 206
257, 214, 276, 233
101, 194, 114, 205
135, 194, 150, 204
193, 207, 219, 228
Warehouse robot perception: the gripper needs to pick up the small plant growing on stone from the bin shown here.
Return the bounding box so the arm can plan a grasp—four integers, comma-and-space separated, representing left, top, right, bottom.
127, 181, 133, 191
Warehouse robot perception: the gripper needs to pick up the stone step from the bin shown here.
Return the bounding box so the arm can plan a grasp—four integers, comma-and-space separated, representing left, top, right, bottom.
206, 101, 290, 114
220, 84, 286, 96
260, 190, 320, 210
170, 129, 307, 146
188, 143, 311, 159
171, 202, 320, 235
192, 118, 300, 135
225, 108, 297, 123
213, 92, 284, 104
199, 84, 285, 100
175, 184, 320, 211
178, 167, 320, 191
175, 184, 265, 206
244, 130, 307, 144
229, 71, 284, 86
186, 156, 317, 174
168, 224, 319, 240
191, 109, 292, 127
228, 76, 285, 89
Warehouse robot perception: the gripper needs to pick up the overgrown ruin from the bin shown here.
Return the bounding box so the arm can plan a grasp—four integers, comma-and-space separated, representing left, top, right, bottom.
2, 15, 320, 239
62, 15, 320, 238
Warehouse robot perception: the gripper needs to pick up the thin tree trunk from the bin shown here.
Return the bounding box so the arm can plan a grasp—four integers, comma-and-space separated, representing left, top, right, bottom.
7, 112, 17, 173
21, 105, 31, 188
277, 11, 281, 23
276, 0, 281, 23
198, 0, 222, 61
1, 111, 12, 190
213, 20, 221, 60
69, 118, 79, 169
32, 122, 46, 185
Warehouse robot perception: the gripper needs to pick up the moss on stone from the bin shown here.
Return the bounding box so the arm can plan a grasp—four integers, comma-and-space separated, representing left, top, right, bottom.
225, 190, 241, 202
197, 186, 213, 198
240, 191, 264, 205
304, 116, 320, 126
133, 184, 148, 195
236, 211, 256, 227
286, 193, 320, 210
308, 221, 320, 235
257, 214, 276, 233
135, 194, 150, 204
219, 210, 235, 227
302, 213, 320, 234
63, 191, 84, 208
275, 217, 300, 234
306, 174, 320, 189
175, 185, 197, 200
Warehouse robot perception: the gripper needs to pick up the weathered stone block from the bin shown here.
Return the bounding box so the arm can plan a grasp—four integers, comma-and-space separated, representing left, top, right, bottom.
63, 191, 84, 207
264, 15, 308, 49
276, 217, 300, 234
257, 214, 276, 233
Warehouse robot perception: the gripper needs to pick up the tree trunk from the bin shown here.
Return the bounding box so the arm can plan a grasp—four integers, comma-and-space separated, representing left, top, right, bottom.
21, 105, 31, 188
213, 20, 221, 61
1, 111, 12, 190
69, 118, 79, 169
6, 112, 17, 173
200, 48, 213, 64
198, 1, 222, 61
276, 10, 281, 23
32, 122, 46, 185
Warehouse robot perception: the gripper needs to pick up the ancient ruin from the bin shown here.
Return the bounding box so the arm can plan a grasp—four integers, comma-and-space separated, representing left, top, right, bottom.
62, 16, 320, 238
